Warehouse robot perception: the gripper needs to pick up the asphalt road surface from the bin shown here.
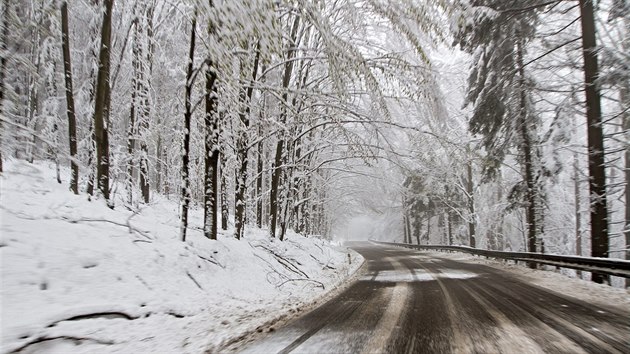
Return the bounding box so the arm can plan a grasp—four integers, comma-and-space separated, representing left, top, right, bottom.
236, 242, 630, 354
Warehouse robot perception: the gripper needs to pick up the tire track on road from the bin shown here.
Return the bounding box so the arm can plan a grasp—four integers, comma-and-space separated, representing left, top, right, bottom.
362, 258, 410, 353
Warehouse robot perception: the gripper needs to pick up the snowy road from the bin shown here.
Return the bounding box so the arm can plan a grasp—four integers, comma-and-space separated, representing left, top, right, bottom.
235, 242, 630, 354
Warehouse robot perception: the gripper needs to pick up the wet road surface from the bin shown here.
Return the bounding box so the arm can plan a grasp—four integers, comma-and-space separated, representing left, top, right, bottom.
236, 242, 630, 353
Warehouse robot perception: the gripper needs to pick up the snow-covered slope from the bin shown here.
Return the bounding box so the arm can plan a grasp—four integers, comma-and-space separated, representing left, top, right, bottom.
0, 161, 363, 354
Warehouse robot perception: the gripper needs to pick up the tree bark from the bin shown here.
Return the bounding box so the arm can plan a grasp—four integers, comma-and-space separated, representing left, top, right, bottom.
220, 149, 229, 231
574, 152, 583, 278
447, 212, 453, 245
619, 15, 630, 289
516, 37, 537, 260
139, 4, 154, 204
93, 0, 114, 204
155, 119, 162, 193
467, 159, 476, 248
234, 44, 261, 239
426, 213, 431, 244
573, 152, 582, 256
269, 14, 300, 239
620, 68, 629, 288
579, 0, 609, 284
61, 1, 78, 193
180, 11, 196, 242
623, 88, 629, 286
0, 0, 9, 173
86, 122, 96, 197
127, 66, 137, 204
203, 64, 219, 240
402, 194, 409, 243
256, 132, 264, 228
26, 22, 41, 164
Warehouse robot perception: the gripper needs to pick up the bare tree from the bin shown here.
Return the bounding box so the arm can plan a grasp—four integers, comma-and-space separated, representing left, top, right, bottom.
180, 9, 197, 242
269, 14, 300, 239
60, 1, 78, 194
203, 16, 219, 240
579, 0, 609, 283
0, 0, 9, 173
93, 0, 114, 204
234, 42, 261, 240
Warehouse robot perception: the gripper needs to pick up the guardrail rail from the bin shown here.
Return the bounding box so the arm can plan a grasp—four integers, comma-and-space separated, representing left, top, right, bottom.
371, 240, 630, 279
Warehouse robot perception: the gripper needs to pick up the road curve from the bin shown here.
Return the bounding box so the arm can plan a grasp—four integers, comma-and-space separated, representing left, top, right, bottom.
235, 242, 630, 354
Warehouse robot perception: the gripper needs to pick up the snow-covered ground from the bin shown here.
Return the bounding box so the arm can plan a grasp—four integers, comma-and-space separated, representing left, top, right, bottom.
0, 161, 363, 354
424, 250, 630, 312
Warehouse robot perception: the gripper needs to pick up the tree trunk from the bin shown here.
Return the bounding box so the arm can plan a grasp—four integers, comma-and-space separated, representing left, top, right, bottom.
573, 153, 582, 260
439, 213, 446, 245
447, 212, 453, 245
579, 0, 609, 284
139, 135, 150, 204
220, 150, 229, 230
278, 143, 294, 241
86, 122, 96, 197
467, 159, 476, 248
26, 23, 41, 164
203, 64, 219, 240
234, 44, 261, 239
269, 15, 300, 239
0, 0, 9, 173
624, 90, 629, 287
139, 4, 154, 205
41, 12, 60, 184
621, 68, 629, 288
574, 152, 583, 278
155, 120, 162, 193
516, 37, 537, 259
413, 216, 419, 245
127, 77, 137, 205
426, 213, 431, 244
93, 0, 114, 204
180, 11, 196, 242
256, 133, 264, 228
402, 194, 409, 243
619, 15, 630, 288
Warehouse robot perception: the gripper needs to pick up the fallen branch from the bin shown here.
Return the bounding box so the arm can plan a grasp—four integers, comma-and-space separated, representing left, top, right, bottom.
166, 312, 186, 318
186, 271, 203, 290
126, 210, 142, 235
10, 335, 114, 353
252, 253, 291, 287
254, 245, 309, 278
197, 254, 225, 268
277, 278, 325, 289
47, 311, 137, 328
253, 253, 281, 274
61, 216, 152, 239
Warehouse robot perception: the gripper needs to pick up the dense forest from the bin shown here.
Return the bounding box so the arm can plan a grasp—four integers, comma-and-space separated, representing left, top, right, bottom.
0, 0, 627, 286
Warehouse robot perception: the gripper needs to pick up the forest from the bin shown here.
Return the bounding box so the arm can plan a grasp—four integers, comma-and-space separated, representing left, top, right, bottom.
0, 0, 628, 286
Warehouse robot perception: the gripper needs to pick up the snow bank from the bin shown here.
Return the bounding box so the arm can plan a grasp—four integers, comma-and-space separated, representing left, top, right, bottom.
0, 161, 363, 354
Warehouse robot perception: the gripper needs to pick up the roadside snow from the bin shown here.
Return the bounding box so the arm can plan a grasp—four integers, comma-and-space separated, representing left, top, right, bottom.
0, 161, 363, 354
422, 251, 630, 312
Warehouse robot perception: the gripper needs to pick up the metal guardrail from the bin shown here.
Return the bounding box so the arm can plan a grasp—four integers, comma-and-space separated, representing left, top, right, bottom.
371, 240, 630, 279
